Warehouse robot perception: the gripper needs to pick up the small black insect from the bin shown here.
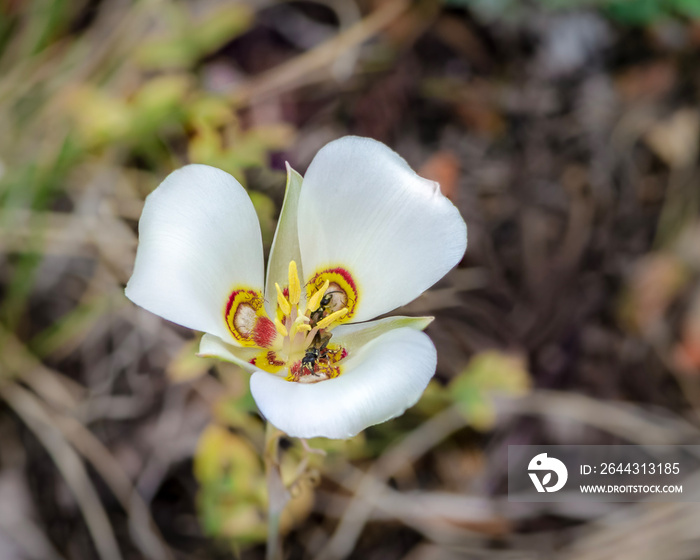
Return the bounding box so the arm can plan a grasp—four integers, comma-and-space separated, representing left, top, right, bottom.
301, 347, 320, 373
309, 290, 344, 326
301, 330, 333, 375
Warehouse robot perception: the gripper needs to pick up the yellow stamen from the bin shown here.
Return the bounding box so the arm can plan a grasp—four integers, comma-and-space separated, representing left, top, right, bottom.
306, 279, 330, 313
274, 317, 288, 337
275, 283, 291, 316
290, 316, 312, 337
288, 261, 301, 305
316, 307, 349, 330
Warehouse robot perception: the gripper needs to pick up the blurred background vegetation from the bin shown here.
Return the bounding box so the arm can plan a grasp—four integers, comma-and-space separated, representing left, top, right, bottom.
3, 0, 700, 558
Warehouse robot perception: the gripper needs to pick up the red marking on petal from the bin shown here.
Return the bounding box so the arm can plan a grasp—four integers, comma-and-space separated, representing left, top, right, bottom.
252, 316, 277, 348
250, 350, 286, 373
226, 289, 244, 319
226, 288, 278, 348
266, 351, 285, 367
321, 268, 357, 294
340, 348, 348, 360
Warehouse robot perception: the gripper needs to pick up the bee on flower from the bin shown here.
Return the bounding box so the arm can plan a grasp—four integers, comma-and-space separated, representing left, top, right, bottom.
125, 136, 467, 439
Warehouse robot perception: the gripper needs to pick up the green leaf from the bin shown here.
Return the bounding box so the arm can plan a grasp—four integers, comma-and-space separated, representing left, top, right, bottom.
670, 0, 700, 18
449, 350, 531, 430
131, 75, 191, 133
194, 425, 267, 542
137, 5, 254, 70
606, 0, 666, 25
167, 338, 214, 383
192, 5, 254, 54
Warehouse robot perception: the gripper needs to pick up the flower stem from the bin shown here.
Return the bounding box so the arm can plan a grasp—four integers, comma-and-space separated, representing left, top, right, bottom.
264, 422, 289, 560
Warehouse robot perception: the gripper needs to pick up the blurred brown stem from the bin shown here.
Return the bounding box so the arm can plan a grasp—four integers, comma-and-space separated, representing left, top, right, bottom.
232, 0, 410, 104
264, 422, 289, 560
318, 405, 466, 559
0, 382, 123, 560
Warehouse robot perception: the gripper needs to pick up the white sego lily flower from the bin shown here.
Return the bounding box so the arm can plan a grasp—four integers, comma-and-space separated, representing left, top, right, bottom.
126, 136, 467, 439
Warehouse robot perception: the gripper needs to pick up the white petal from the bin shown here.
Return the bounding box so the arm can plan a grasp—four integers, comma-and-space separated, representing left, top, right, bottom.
125, 165, 264, 342
198, 333, 260, 373
264, 164, 304, 316
297, 136, 467, 323
250, 328, 437, 439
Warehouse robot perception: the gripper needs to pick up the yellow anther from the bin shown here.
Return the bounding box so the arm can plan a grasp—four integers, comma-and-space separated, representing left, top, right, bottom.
306, 279, 330, 313
290, 317, 312, 337
288, 261, 301, 305
275, 283, 291, 316
274, 317, 288, 337
316, 307, 349, 330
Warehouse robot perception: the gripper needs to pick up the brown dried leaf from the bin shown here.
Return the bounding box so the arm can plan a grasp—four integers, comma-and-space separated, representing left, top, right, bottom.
418, 151, 460, 201
167, 339, 213, 383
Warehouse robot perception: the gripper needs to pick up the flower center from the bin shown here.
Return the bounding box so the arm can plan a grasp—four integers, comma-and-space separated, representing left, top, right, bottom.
269, 261, 349, 383
224, 261, 356, 382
